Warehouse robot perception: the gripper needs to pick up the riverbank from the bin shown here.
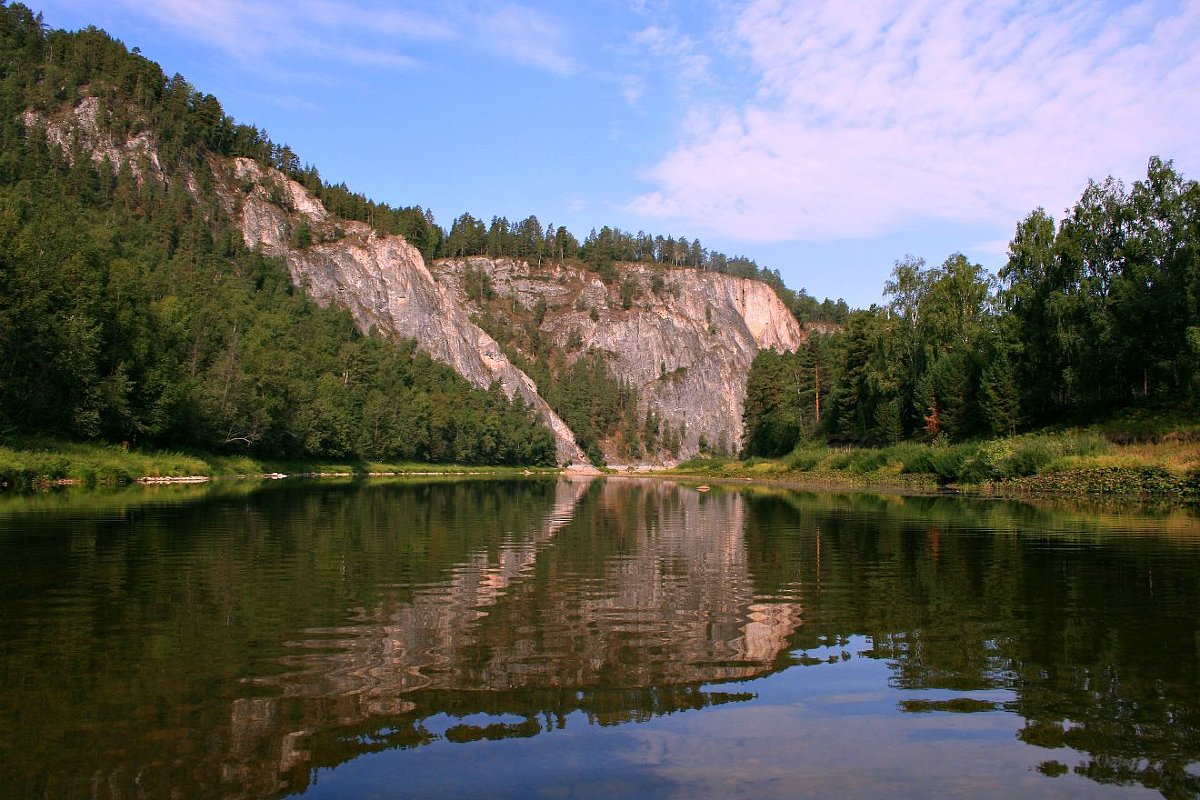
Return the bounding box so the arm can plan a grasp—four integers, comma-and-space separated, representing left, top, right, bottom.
6, 424, 1199, 502
660, 428, 1200, 500
0, 438, 557, 490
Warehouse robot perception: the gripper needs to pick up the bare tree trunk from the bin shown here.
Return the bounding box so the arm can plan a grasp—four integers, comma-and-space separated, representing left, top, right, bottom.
814, 362, 821, 423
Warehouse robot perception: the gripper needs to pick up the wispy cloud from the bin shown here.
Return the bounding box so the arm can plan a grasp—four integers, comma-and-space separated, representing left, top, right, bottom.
619, 2, 718, 109
628, 0, 1200, 242
469, 3, 575, 76
113, 0, 573, 79
632, 24, 710, 83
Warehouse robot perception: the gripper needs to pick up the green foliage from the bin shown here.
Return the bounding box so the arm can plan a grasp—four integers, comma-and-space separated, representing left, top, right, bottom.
979, 350, 1021, 437
618, 275, 639, 309
784, 444, 826, 472
1000, 158, 1200, 420
541, 350, 638, 465
764, 162, 1199, 459
0, 438, 210, 488
743, 336, 839, 457
463, 264, 496, 301
742, 348, 801, 457
897, 432, 1113, 484
291, 219, 312, 248
0, 6, 555, 468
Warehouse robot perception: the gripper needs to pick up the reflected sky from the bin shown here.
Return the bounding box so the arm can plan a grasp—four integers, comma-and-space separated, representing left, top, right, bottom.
1, 479, 1197, 799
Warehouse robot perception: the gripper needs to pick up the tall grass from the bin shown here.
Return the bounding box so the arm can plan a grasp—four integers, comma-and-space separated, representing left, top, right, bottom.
0, 439, 210, 488
767, 432, 1116, 485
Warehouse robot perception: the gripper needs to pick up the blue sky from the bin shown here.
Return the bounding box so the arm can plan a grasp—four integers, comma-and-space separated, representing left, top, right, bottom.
33, 0, 1200, 308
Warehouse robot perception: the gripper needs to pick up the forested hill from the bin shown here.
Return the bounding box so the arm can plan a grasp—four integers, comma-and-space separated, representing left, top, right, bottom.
743, 159, 1200, 457
0, 3, 819, 466
0, 4, 564, 464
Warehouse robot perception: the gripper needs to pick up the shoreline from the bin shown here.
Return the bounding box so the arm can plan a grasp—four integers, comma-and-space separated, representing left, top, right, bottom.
3, 437, 1197, 505
644, 465, 1200, 504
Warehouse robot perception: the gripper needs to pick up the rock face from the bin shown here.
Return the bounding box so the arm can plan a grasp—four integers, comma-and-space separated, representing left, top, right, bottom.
26, 98, 807, 464
434, 258, 806, 461
226, 159, 588, 465
22, 97, 165, 182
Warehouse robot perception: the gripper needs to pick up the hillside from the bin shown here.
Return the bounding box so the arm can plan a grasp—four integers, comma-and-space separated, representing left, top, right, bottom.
223, 154, 806, 463
0, 5, 808, 468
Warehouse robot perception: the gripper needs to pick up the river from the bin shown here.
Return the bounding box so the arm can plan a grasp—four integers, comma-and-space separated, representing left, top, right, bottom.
1, 477, 1197, 798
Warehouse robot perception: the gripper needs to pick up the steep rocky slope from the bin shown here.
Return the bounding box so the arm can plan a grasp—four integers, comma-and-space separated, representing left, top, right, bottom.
434, 257, 806, 461
25, 98, 806, 464
224, 158, 588, 465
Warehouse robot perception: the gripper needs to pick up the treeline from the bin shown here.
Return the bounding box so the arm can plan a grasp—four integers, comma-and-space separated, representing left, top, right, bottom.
444, 213, 849, 325
744, 156, 1200, 456
0, 3, 555, 465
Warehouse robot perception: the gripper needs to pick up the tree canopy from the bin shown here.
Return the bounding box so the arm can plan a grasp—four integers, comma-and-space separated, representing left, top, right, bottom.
744, 157, 1200, 456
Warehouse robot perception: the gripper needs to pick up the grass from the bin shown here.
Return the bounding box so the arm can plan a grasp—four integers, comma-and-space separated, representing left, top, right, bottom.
0, 436, 557, 490
0, 438, 211, 489
665, 425, 1200, 500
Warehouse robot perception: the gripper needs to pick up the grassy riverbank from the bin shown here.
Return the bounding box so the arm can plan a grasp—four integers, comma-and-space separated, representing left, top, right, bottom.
6, 414, 1199, 500
0, 437, 556, 490
667, 424, 1200, 499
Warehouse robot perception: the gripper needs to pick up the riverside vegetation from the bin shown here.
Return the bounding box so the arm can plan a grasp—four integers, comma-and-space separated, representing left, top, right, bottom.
0, 3, 1197, 496
731, 154, 1200, 498
672, 425, 1200, 499
0, 436, 558, 490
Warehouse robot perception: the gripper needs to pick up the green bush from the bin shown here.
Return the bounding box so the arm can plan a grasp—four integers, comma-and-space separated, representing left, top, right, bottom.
1059, 431, 1110, 458
825, 449, 855, 470
1007, 438, 1059, 476
846, 449, 889, 474
785, 445, 826, 472
926, 442, 981, 483
899, 446, 937, 476
675, 455, 733, 472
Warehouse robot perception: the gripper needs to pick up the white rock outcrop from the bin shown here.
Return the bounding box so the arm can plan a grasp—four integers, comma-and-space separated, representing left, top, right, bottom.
435, 258, 807, 461
228, 159, 588, 465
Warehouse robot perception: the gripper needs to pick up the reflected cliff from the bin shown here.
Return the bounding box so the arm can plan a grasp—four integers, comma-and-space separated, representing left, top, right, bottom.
234, 478, 804, 794
0, 478, 805, 799
3, 480, 1199, 800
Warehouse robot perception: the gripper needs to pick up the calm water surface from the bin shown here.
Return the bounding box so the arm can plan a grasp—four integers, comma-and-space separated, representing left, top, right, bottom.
1, 477, 1199, 799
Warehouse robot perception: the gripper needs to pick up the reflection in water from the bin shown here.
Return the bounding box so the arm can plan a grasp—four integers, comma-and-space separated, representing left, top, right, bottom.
1, 480, 1199, 799
239, 479, 803, 793
745, 489, 1200, 799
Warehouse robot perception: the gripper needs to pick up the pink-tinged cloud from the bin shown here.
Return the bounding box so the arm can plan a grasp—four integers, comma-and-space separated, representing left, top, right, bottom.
628, 0, 1200, 242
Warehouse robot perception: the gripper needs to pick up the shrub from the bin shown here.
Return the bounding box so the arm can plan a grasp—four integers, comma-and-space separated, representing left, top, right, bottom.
846, 449, 889, 474
785, 444, 826, 472
926, 442, 981, 483
1008, 438, 1059, 477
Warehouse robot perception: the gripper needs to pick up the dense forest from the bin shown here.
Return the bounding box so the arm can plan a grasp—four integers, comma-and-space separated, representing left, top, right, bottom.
0, 4, 556, 465
743, 157, 1200, 456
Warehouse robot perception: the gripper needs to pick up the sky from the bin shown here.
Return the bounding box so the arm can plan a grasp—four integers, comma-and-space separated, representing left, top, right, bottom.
32, 0, 1200, 308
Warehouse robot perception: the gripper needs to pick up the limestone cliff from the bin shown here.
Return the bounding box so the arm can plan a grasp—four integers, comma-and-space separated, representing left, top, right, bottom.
216, 158, 807, 462
224, 158, 588, 465
25, 97, 807, 464
433, 258, 806, 461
